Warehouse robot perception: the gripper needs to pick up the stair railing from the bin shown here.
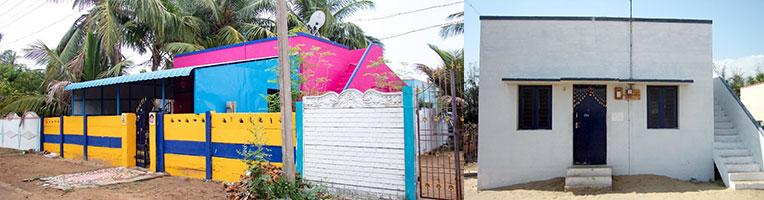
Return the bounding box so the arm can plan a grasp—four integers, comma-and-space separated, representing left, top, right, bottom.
715, 77, 764, 170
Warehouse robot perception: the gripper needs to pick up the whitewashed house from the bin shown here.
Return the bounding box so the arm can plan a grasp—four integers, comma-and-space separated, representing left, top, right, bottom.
478, 16, 764, 190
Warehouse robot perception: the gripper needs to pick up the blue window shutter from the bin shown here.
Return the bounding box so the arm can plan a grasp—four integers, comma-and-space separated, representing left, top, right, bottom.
518, 86, 552, 130
647, 86, 678, 129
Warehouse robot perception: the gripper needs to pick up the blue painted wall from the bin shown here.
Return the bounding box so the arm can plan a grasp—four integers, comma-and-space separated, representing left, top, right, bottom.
193, 59, 279, 113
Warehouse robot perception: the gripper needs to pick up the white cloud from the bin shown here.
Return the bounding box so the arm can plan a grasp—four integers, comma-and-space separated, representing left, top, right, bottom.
714, 55, 764, 77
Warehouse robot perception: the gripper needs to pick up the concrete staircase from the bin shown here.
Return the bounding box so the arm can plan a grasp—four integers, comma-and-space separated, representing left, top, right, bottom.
714, 104, 764, 190
564, 165, 612, 191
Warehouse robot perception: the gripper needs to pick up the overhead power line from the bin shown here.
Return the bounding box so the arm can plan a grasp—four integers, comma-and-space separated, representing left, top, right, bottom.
354, 1, 463, 22
0, 0, 10, 9
466, 1, 481, 15
0, 1, 48, 29
379, 20, 462, 40
3, 11, 80, 46
0, 0, 26, 20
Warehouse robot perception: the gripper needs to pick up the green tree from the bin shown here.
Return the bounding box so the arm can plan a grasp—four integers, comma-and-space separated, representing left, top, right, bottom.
727, 72, 746, 97
0, 50, 46, 114
1, 32, 126, 116
416, 44, 464, 98
440, 11, 463, 39
167, 0, 379, 51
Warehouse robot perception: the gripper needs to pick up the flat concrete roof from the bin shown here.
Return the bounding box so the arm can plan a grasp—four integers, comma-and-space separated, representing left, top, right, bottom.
480, 16, 712, 24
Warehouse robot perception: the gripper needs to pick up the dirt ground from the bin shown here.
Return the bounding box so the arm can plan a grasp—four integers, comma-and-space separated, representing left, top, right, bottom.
0, 148, 225, 200
464, 174, 764, 200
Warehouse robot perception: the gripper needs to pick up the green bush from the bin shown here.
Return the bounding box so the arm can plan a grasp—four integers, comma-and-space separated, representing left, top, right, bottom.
225, 122, 330, 200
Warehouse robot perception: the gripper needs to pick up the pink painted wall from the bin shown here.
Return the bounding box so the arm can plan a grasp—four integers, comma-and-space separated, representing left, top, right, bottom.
172, 33, 403, 94
346, 44, 404, 92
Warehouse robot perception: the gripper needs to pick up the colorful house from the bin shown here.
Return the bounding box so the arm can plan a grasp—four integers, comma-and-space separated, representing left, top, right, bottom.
47, 32, 405, 181
64, 32, 404, 115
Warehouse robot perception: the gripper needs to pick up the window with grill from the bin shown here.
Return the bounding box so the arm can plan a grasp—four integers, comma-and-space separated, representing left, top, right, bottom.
518, 85, 552, 130
647, 86, 678, 129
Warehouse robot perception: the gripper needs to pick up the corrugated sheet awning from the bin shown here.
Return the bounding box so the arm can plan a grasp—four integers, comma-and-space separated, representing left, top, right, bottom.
64, 67, 197, 91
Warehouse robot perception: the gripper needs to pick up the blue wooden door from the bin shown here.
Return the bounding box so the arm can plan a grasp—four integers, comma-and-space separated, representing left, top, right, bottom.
573, 85, 607, 165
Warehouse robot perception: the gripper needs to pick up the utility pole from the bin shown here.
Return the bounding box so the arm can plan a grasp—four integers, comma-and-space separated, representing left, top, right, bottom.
276, 0, 295, 182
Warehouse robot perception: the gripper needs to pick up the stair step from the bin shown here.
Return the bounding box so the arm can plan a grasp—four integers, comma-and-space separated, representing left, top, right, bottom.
715, 141, 746, 149
730, 172, 764, 181
721, 155, 755, 164
567, 166, 612, 177
733, 180, 764, 190
564, 176, 612, 189
715, 135, 741, 142
716, 122, 734, 129
727, 163, 761, 173
715, 116, 728, 121
717, 149, 752, 157
715, 128, 738, 135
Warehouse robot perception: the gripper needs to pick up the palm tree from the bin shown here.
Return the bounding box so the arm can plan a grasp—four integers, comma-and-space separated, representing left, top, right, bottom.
167, 0, 378, 52
0, 31, 129, 116
416, 44, 464, 98
440, 11, 463, 39
289, 0, 379, 48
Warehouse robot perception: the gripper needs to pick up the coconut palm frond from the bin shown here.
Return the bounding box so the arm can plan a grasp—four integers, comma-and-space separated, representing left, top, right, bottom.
163, 42, 205, 55
0, 94, 70, 117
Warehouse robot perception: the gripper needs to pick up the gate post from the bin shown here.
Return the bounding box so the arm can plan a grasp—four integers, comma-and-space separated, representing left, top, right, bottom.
83, 115, 88, 161
296, 102, 304, 175
205, 111, 212, 181
39, 117, 44, 152
403, 86, 416, 200
156, 112, 165, 172
59, 115, 64, 158
150, 112, 165, 172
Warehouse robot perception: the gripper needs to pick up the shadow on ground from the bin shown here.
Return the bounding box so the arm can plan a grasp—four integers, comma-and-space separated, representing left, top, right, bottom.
478, 174, 727, 195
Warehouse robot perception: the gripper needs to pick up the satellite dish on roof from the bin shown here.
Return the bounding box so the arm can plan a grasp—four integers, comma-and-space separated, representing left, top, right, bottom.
306, 11, 325, 36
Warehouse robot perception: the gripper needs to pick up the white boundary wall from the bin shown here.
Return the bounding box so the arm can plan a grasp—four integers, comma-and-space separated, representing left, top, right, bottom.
302, 89, 405, 199
0, 112, 41, 151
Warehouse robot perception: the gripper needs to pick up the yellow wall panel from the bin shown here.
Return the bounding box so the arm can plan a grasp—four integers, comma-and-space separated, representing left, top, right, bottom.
87, 115, 124, 137
43, 118, 60, 134
88, 146, 123, 166
121, 114, 136, 167
63, 144, 84, 160
211, 113, 296, 146
163, 113, 206, 141
211, 157, 283, 182
164, 154, 206, 179
44, 143, 60, 154
211, 157, 248, 182
63, 116, 84, 135
150, 118, 157, 172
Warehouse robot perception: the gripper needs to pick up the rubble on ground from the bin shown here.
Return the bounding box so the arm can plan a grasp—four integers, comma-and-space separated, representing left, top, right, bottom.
39, 167, 160, 190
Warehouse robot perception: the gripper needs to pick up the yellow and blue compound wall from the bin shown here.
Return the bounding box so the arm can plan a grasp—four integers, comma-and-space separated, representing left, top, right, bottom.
150, 112, 296, 182
42, 114, 136, 167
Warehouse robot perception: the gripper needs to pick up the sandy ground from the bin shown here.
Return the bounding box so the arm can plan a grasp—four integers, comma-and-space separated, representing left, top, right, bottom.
464, 174, 764, 200
0, 148, 225, 200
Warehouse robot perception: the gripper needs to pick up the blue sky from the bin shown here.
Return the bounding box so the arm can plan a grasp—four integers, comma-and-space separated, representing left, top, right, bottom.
465, 0, 764, 75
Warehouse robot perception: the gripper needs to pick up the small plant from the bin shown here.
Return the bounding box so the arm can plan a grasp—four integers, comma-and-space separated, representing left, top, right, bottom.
225, 121, 330, 200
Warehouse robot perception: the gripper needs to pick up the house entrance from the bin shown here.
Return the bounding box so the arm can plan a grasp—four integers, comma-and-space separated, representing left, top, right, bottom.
573, 85, 607, 165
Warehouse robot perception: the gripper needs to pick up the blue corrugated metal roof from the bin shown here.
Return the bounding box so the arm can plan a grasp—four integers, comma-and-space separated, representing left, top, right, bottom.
64, 67, 197, 91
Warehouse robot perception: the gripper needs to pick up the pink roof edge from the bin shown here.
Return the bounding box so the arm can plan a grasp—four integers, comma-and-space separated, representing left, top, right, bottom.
173, 32, 404, 94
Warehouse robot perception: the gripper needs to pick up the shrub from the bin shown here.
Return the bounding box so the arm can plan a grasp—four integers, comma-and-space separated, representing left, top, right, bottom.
225, 122, 330, 200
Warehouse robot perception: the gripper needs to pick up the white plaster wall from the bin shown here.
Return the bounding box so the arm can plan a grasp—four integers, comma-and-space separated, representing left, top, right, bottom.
0, 113, 40, 151
478, 18, 713, 189
741, 83, 764, 122
302, 89, 405, 199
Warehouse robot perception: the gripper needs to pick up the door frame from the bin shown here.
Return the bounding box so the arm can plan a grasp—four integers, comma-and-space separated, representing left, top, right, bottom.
572, 84, 607, 165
